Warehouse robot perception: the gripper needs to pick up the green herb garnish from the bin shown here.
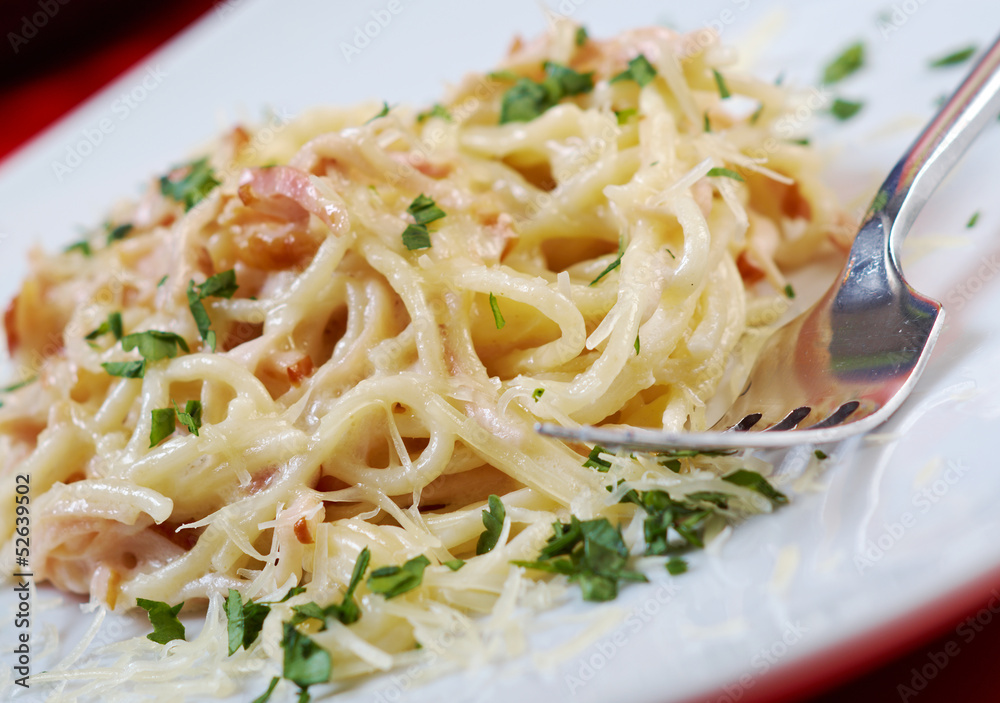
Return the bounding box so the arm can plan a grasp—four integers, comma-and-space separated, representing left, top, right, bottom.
513, 517, 647, 601
712, 69, 731, 98
489, 293, 505, 329
499, 62, 595, 124
416, 103, 452, 123
532, 388, 544, 401
401, 194, 446, 250
583, 445, 612, 472
722, 469, 788, 505
106, 223, 133, 244
830, 98, 863, 121
85, 311, 123, 342
174, 400, 202, 436
366, 101, 391, 123
187, 269, 238, 352
102, 360, 145, 378
476, 494, 506, 555
783, 283, 795, 299
226, 589, 272, 655
610, 54, 657, 87
575, 26, 588, 47
929, 45, 977, 68
281, 622, 331, 700
149, 408, 176, 447
367, 555, 431, 599
136, 598, 186, 644
967, 211, 980, 228
706, 167, 744, 182
444, 559, 466, 571
665, 557, 688, 575
250, 677, 280, 703
64, 240, 92, 257
822, 41, 865, 84
814, 449, 828, 460
589, 238, 624, 286
615, 107, 638, 125
121, 330, 189, 361
1, 377, 37, 393
159, 158, 220, 211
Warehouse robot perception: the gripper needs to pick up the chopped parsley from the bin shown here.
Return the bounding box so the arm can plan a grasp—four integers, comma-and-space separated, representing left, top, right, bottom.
610, 54, 657, 87
712, 69, 731, 99
476, 494, 506, 555
722, 469, 788, 505
159, 157, 220, 211
226, 589, 272, 655
289, 547, 370, 628
665, 557, 688, 575
706, 167, 744, 182
443, 559, 466, 571
615, 107, 638, 125
929, 45, 977, 68
102, 360, 145, 378
967, 211, 980, 228
575, 26, 588, 47
174, 400, 203, 436
589, 238, 624, 286
634, 334, 640, 355
250, 677, 280, 703
149, 408, 176, 447
416, 103, 452, 123
488, 293, 505, 329
281, 622, 331, 700
830, 98, 863, 121
532, 388, 545, 402
783, 283, 796, 299
64, 240, 92, 257
402, 194, 446, 250
499, 62, 595, 124
703, 111, 711, 132
136, 598, 186, 644
157, 275, 168, 287
1, 377, 36, 393
750, 103, 764, 124
513, 517, 647, 602
583, 445, 612, 472
85, 312, 123, 342
366, 101, 391, 123
187, 269, 238, 351
367, 555, 430, 599
822, 41, 865, 84
401, 226, 432, 250
106, 223, 133, 244
814, 449, 828, 460
121, 330, 189, 361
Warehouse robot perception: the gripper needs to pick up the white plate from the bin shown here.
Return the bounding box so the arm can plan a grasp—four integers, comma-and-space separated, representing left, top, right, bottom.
3, 1, 1000, 701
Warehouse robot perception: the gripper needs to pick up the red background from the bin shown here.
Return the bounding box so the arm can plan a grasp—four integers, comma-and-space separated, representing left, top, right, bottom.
1, 1, 997, 701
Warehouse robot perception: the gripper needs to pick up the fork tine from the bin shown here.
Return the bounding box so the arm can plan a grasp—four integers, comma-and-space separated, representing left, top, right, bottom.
806, 401, 861, 429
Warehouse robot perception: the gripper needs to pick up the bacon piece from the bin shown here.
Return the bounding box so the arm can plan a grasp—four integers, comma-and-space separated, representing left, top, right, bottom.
238, 166, 347, 232
286, 354, 314, 386
4, 294, 19, 356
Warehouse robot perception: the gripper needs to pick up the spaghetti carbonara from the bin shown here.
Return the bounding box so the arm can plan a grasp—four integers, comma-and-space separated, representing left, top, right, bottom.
1, 21, 844, 701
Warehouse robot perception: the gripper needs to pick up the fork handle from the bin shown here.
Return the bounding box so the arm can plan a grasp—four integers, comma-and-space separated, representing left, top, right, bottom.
873, 35, 1000, 262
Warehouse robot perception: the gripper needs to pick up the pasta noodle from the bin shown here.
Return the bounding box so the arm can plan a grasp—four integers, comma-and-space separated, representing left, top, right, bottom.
0, 20, 844, 700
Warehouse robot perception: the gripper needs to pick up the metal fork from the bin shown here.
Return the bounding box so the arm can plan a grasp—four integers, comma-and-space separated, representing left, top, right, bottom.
538, 36, 1000, 451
